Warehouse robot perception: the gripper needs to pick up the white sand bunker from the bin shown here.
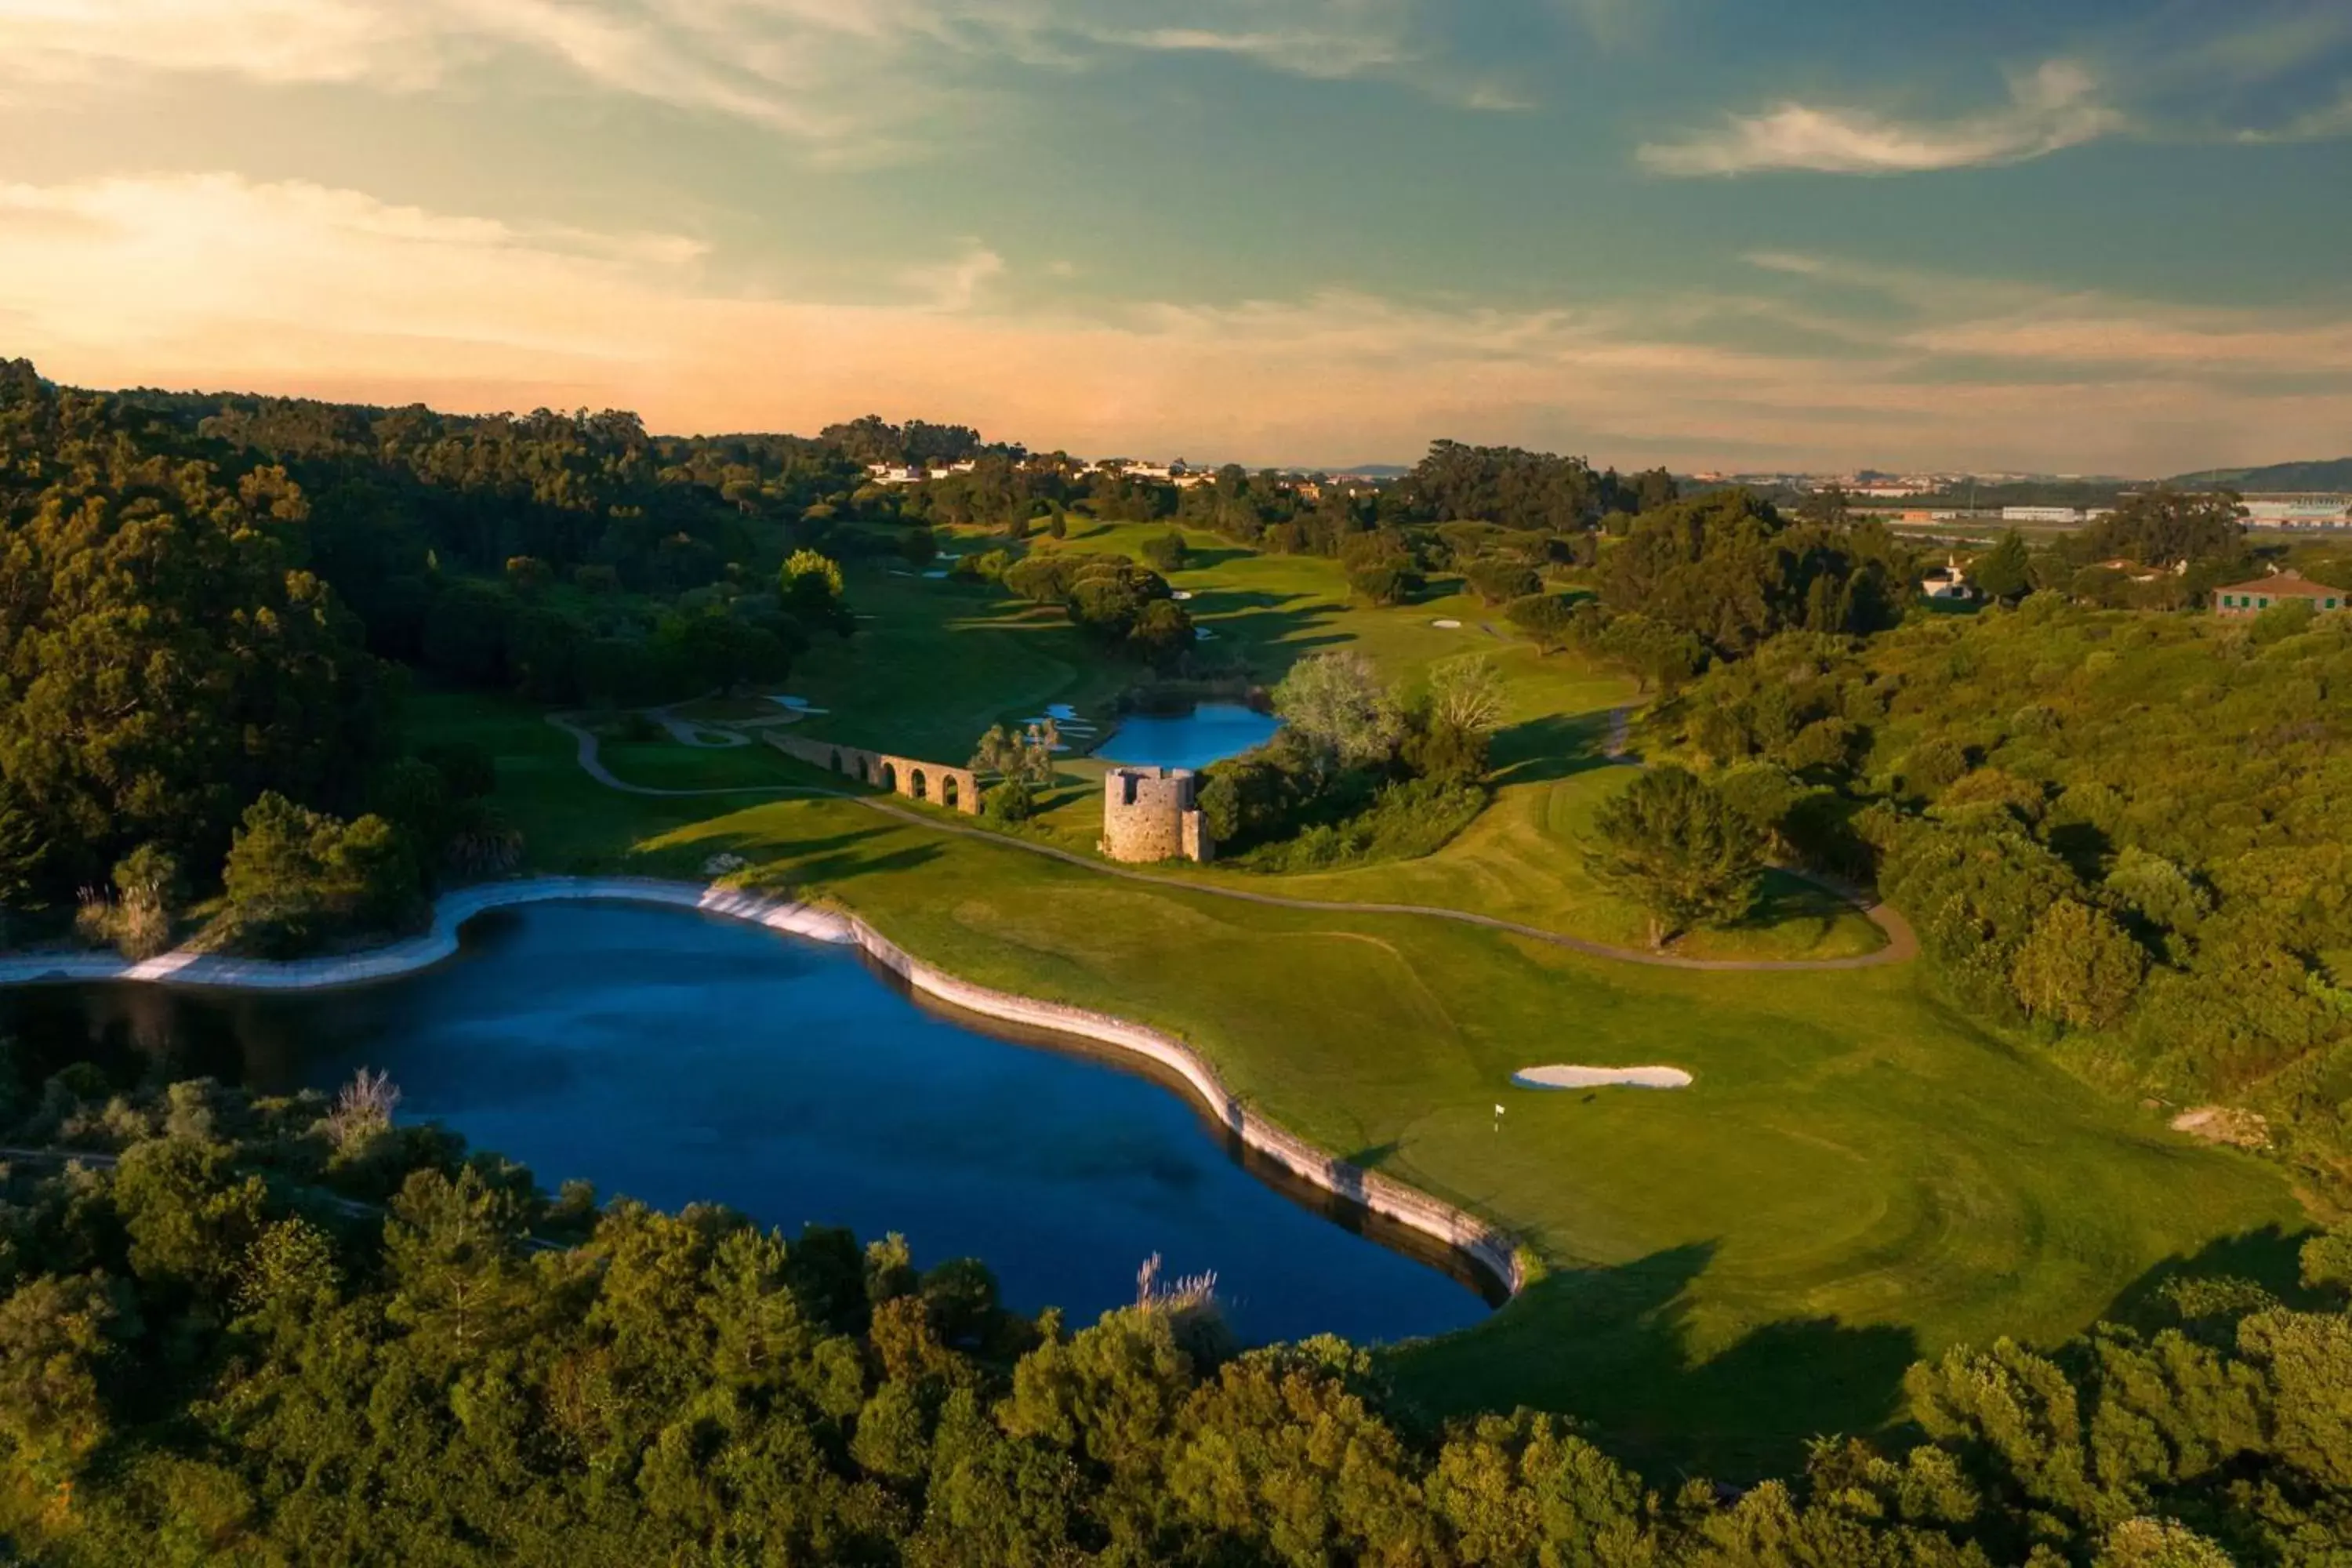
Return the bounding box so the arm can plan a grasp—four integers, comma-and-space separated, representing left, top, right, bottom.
1432, 618, 1463, 629
1512, 1064, 1693, 1091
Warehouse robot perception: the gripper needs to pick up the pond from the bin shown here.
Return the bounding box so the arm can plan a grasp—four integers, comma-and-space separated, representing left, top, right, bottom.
1098, 702, 1280, 772
4, 902, 1494, 1346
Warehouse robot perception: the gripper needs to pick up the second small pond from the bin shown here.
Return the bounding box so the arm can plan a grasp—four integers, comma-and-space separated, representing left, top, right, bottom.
1096, 702, 1279, 772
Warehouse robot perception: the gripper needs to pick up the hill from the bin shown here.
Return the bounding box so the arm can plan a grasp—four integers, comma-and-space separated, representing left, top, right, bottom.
2171, 456, 2352, 492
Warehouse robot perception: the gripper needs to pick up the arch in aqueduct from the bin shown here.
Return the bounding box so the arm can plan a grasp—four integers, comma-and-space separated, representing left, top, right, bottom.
768, 734, 982, 815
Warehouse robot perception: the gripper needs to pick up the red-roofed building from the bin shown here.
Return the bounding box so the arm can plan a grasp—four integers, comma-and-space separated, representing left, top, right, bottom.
2211, 569, 2346, 616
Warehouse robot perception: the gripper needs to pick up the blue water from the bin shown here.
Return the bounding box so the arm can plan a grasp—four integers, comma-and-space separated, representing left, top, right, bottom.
1098, 702, 1280, 771
9, 904, 1490, 1345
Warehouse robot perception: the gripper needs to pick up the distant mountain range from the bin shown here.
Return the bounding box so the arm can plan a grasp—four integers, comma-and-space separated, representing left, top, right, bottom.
2167, 458, 2352, 492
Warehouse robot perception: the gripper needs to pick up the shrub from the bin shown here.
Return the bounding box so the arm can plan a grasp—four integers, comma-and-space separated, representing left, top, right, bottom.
982, 779, 1036, 823
1464, 558, 1541, 605
1140, 532, 1189, 573
1348, 562, 1417, 605
1237, 779, 1486, 873
221, 793, 419, 956
1504, 592, 1580, 653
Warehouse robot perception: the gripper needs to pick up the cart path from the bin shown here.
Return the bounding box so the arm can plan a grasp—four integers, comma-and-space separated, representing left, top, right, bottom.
548, 713, 1918, 974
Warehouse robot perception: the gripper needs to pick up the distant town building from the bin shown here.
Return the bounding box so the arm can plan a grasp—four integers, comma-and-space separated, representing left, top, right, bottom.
2241, 496, 2352, 529
2212, 568, 2345, 616
2002, 506, 2086, 524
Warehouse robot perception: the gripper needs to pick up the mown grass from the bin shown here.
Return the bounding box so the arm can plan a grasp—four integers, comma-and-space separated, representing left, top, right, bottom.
405, 532, 2308, 1476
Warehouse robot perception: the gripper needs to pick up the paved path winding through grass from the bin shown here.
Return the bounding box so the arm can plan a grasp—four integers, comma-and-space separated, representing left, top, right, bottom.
548, 714, 1918, 974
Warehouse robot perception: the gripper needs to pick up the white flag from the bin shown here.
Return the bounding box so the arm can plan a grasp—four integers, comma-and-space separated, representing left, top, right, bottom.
1494, 1104, 1507, 1117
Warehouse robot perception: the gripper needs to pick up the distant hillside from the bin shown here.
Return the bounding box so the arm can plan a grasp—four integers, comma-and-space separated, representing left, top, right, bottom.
2171, 457, 2352, 492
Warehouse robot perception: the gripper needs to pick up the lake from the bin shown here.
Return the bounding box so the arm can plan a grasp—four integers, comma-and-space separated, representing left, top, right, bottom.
1097, 702, 1279, 772
4, 902, 1493, 1346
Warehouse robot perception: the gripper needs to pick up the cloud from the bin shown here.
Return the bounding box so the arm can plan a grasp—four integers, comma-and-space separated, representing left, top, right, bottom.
1637, 6, 2352, 178
2236, 85, 2352, 143
1640, 60, 2125, 176
0, 0, 1467, 147
0, 0, 436, 87
1744, 249, 2352, 379
4, 171, 2350, 473
898, 241, 1007, 310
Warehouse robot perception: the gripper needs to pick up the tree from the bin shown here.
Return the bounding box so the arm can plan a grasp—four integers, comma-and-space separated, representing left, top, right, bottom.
1583, 766, 1764, 946
1597, 613, 1706, 693
1273, 652, 1404, 773
782, 549, 851, 632
2082, 488, 2246, 568
1504, 593, 1579, 654
1141, 532, 1189, 573
972, 721, 1059, 787
1973, 531, 2034, 601
2009, 898, 2145, 1029
1348, 561, 1417, 605
1425, 655, 1506, 739
1797, 484, 1853, 528
222, 793, 418, 954
1464, 559, 1540, 606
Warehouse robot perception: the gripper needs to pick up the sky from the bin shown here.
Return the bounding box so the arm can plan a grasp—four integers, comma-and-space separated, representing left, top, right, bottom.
2, 0, 2349, 474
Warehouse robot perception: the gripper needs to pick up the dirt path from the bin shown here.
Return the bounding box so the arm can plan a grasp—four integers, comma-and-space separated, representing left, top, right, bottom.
551, 715, 1918, 975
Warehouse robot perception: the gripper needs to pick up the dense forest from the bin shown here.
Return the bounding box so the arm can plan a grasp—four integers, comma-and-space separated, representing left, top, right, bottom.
0, 1075, 2346, 1566
1646, 598, 2352, 1197
0, 363, 916, 952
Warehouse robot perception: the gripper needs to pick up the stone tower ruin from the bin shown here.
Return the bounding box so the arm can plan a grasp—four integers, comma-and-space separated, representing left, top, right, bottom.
1100, 766, 1214, 863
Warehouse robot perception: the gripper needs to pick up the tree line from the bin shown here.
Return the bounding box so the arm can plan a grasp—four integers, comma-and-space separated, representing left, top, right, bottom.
0, 1070, 2345, 1566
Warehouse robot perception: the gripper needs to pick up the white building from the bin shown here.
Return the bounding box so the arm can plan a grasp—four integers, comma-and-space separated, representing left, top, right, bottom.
2242, 496, 2351, 529
2001, 506, 2086, 524
1921, 555, 1976, 601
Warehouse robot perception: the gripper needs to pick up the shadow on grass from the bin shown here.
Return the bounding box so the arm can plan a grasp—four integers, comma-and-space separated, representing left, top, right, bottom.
1168, 543, 1258, 572
1716, 870, 1862, 944
1384, 1243, 1918, 1481
1385, 1219, 2328, 1485
1490, 710, 1621, 786
2098, 1221, 2327, 1325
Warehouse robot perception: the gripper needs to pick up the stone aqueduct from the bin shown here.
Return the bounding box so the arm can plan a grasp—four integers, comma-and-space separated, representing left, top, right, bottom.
767, 734, 982, 814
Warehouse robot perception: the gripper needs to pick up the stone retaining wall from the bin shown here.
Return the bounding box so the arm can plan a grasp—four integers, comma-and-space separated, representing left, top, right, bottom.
848, 916, 1523, 1292
0, 877, 1521, 1296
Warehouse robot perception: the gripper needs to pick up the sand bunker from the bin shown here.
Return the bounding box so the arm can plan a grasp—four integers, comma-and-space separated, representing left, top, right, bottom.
1512, 1065, 1692, 1091
1432, 618, 1463, 629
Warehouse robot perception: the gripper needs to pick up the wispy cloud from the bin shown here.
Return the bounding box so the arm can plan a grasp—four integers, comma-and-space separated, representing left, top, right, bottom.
2236, 85, 2352, 143
898, 241, 1007, 310
0, 0, 1479, 149
1639, 60, 2124, 176
5, 171, 2349, 473
1638, 5, 2352, 178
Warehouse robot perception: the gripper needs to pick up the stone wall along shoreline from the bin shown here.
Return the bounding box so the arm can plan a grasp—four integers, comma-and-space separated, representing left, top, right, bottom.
0, 877, 1524, 1298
